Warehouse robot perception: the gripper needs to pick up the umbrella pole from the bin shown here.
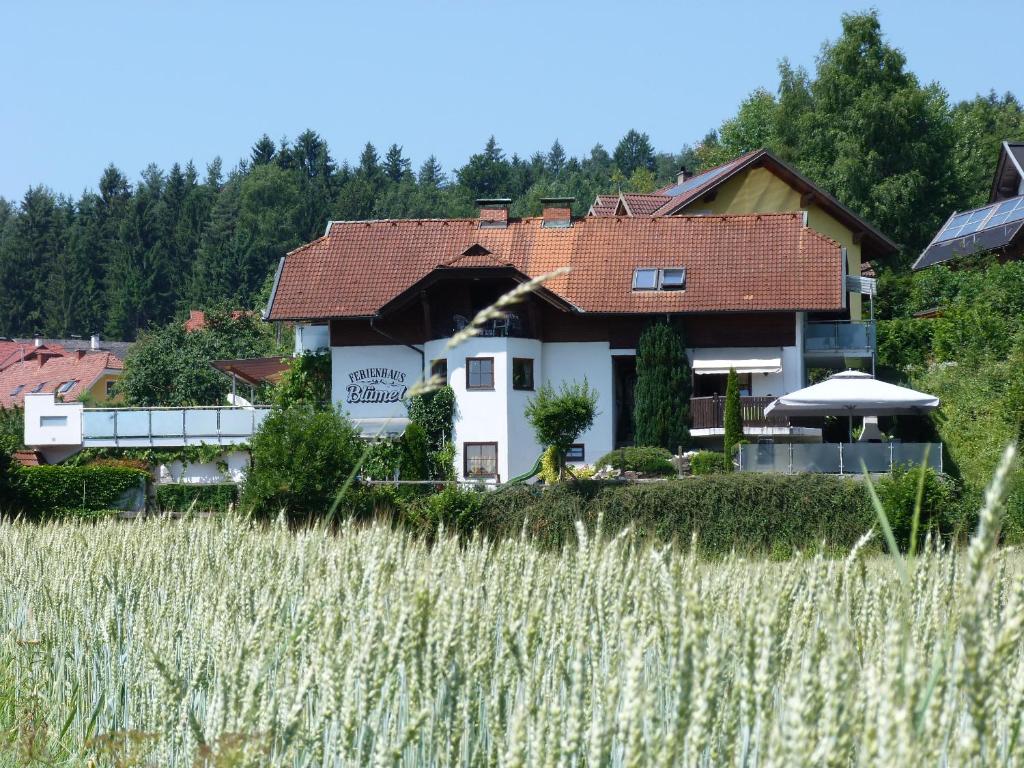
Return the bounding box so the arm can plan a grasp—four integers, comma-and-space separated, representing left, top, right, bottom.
848, 414, 853, 443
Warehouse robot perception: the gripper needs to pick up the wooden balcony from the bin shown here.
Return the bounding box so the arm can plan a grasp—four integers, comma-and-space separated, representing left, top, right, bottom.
690, 396, 790, 430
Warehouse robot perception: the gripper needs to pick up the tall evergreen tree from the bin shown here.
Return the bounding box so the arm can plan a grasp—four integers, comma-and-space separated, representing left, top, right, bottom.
383, 144, 412, 183
633, 322, 691, 451
417, 156, 445, 188
250, 134, 276, 166
457, 136, 511, 198
546, 140, 567, 176
722, 368, 743, 468
613, 129, 656, 178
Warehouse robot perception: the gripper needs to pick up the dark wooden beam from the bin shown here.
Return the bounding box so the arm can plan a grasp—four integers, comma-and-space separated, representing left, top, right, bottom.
800, 191, 815, 208
420, 290, 431, 341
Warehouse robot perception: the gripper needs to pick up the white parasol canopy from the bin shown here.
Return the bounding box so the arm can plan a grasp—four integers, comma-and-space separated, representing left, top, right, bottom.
764, 371, 940, 417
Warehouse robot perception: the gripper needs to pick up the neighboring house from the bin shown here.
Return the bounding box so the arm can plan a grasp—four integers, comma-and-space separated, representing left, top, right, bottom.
588, 148, 898, 322
0, 346, 125, 409
914, 141, 1024, 270
265, 178, 895, 482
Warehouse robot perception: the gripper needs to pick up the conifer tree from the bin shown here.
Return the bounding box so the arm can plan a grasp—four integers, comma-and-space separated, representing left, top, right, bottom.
723, 367, 743, 470
633, 322, 691, 451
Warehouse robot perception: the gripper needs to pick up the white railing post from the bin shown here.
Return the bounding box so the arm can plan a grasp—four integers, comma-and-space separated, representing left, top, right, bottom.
839, 443, 844, 476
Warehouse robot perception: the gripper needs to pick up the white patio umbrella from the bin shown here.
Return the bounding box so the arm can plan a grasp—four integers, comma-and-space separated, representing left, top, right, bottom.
764, 370, 939, 441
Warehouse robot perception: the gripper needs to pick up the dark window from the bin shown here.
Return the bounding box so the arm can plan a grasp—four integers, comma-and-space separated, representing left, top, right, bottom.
105, 380, 116, 397
30, 382, 46, 393
692, 372, 753, 397
565, 444, 585, 461
659, 268, 686, 290
9, 384, 24, 397
464, 442, 498, 478
466, 357, 494, 390
430, 358, 448, 383
57, 380, 77, 394
512, 358, 534, 390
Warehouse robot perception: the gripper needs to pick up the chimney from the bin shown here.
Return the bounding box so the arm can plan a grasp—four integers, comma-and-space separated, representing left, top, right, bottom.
676, 166, 694, 185
34, 338, 42, 348
476, 198, 511, 229
540, 197, 574, 228
90, 333, 100, 350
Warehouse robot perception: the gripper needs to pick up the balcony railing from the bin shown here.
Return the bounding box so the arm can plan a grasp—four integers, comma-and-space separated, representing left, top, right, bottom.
82, 406, 271, 443
737, 442, 942, 475
691, 396, 790, 430
804, 321, 875, 355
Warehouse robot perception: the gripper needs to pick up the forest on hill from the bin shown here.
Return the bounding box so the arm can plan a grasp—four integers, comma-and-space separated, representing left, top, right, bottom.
1, 10, 1022, 342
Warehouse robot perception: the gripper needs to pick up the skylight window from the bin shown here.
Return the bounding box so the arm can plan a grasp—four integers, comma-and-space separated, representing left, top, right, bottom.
632, 268, 659, 290
9, 384, 24, 396
632, 268, 686, 291
660, 268, 687, 290
30, 382, 46, 393
57, 380, 77, 394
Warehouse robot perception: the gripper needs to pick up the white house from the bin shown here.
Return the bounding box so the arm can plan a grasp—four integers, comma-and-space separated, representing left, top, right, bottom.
265, 190, 890, 482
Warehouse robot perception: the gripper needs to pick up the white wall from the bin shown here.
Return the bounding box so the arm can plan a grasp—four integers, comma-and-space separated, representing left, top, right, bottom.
541, 342, 615, 468
295, 324, 330, 355
156, 450, 250, 484
24, 394, 83, 446
331, 345, 423, 422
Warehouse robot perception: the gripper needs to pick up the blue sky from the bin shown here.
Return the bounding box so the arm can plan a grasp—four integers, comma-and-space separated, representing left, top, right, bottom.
2, 0, 1021, 200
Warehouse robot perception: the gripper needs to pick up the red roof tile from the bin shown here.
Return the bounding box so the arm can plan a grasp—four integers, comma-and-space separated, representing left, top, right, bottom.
268, 213, 844, 320
0, 351, 123, 408
621, 193, 672, 216
588, 194, 621, 217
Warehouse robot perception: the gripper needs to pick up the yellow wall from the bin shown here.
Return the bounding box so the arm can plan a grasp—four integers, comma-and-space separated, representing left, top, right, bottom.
682, 167, 862, 319
87, 372, 124, 404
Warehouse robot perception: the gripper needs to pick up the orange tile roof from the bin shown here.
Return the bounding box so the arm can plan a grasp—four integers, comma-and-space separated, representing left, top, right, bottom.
267, 212, 844, 320
0, 351, 123, 408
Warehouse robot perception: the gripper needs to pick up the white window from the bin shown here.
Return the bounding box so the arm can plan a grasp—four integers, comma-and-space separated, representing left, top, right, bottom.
57, 380, 77, 394
660, 268, 686, 290
40, 415, 68, 428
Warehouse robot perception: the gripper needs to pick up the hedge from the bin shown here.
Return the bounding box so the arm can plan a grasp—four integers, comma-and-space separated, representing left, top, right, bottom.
595, 446, 675, 475
690, 451, 729, 475
156, 483, 238, 514
474, 475, 879, 556
15, 465, 148, 517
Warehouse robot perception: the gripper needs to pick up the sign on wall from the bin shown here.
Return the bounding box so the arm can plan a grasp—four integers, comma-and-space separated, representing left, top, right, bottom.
345, 367, 408, 404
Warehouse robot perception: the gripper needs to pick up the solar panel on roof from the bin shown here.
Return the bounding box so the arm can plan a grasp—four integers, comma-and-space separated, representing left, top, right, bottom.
933, 195, 1024, 243
661, 164, 733, 197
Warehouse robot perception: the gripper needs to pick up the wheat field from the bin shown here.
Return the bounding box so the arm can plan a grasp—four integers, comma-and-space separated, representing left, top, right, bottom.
2, 479, 1024, 765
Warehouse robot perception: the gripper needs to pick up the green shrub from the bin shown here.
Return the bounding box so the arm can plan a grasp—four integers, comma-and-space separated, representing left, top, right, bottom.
873, 464, 960, 547
156, 483, 238, 514
595, 446, 675, 475
406, 485, 482, 534
633, 322, 691, 451
525, 380, 598, 481
540, 446, 559, 484
242, 405, 362, 518
400, 423, 431, 481
407, 386, 456, 450
691, 451, 729, 475
477, 474, 880, 555
362, 439, 401, 481
16, 465, 148, 517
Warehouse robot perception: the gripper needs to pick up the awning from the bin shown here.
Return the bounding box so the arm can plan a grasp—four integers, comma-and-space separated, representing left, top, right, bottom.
691, 348, 782, 375
352, 417, 410, 438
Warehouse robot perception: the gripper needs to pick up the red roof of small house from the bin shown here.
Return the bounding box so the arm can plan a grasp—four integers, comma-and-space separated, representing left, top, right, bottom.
12, 450, 45, 467
267, 212, 845, 321
0, 350, 123, 408
588, 194, 620, 216
210, 357, 289, 388
0, 341, 69, 372
621, 193, 673, 216
184, 309, 252, 332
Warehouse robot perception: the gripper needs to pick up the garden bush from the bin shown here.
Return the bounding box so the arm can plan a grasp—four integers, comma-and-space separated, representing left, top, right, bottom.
156, 483, 238, 514
690, 451, 730, 475
15, 465, 148, 517
242, 405, 362, 518
596, 446, 675, 475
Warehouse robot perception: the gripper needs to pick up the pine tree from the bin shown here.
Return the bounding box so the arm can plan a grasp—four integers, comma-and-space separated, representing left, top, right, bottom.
613, 129, 656, 178
417, 156, 444, 188
546, 140, 566, 176
723, 368, 743, 469
251, 134, 276, 166
633, 322, 691, 451
383, 144, 412, 183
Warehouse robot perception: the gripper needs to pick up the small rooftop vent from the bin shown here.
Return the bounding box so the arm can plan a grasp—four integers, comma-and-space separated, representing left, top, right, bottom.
676, 166, 694, 185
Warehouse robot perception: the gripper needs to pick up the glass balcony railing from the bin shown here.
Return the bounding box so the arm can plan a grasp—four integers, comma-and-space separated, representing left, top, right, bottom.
737, 442, 942, 475
82, 406, 271, 443
804, 321, 875, 355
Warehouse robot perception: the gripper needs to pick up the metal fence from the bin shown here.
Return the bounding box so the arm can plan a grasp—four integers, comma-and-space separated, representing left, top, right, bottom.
82, 406, 271, 441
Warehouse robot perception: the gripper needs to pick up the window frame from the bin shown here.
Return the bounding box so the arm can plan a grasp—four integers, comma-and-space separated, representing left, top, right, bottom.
465, 356, 495, 390
512, 357, 535, 391
632, 268, 659, 291
463, 441, 499, 479
57, 380, 77, 395
659, 267, 686, 290
30, 382, 46, 393
105, 380, 117, 397
565, 443, 585, 462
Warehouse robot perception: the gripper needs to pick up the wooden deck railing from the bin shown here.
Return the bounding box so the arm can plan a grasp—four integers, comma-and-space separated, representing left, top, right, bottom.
690, 396, 789, 430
